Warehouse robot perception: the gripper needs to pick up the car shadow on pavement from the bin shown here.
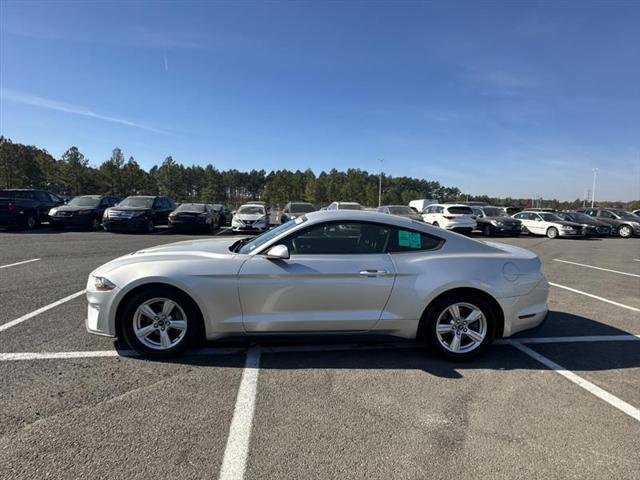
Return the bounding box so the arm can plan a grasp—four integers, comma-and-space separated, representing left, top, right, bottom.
112, 311, 640, 378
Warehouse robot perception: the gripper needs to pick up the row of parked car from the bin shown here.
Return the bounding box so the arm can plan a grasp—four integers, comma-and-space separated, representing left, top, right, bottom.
2, 189, 639, 239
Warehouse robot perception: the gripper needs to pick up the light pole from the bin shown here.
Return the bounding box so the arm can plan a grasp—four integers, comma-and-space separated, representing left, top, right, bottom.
378, 159, 383, 207
591, 168, 598, 208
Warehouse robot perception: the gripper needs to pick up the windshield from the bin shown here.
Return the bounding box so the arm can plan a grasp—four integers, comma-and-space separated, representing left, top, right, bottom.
118, 197, 154, 208
611, 210, 638, 220
339, 203, 363, 210
176, 203, 206, 213
237, 205, 265, 215
539, 213, 563, 221
68, 196, 100, 207
238, 217, 304, 254
290, 203, 314, 213
482, 207, 506, 217
388, 206, 415, 215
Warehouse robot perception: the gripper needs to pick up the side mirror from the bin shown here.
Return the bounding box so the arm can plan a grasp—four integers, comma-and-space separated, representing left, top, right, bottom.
266, 244, 289, 260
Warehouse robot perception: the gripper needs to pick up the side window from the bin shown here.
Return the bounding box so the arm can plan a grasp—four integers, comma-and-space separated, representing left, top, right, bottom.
598, 210, 615, 219
34, 191, 50, 202
387, 228, 443, 253
281, 222, 391, 255
437, 206, 444, 214
99, 198, 109, 207
152, 198, 161, 209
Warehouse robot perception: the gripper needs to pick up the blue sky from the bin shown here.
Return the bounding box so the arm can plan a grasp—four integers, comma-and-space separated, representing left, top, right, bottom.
1, 0, 639, 201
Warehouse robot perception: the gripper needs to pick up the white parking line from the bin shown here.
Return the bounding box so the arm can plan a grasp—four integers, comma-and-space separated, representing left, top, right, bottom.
553, 259, 640, 278
219, 345, 261, 480
0, 258, 40, 269
509, 341, 640, 422
0, 347, 245, 361
504, 335, 640, 344
0, 290, 86, 333
549, 282, 640, 313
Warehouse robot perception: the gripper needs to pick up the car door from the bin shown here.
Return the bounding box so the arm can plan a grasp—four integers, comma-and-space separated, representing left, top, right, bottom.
34, 191, 55, 222
238, 221, 397, 333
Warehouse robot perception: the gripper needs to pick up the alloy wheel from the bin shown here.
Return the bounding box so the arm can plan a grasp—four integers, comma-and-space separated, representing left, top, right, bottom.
133, 297, 188, 350
435, 302, 487, 354
619, 225, 632, 238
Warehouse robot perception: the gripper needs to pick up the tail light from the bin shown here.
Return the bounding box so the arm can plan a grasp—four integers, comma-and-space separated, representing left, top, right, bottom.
8, 202, 16, 213
443, 215, 455, 219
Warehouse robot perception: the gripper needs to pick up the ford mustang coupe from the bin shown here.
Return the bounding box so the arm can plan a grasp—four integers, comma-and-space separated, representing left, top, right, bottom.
86, 210, 549, 360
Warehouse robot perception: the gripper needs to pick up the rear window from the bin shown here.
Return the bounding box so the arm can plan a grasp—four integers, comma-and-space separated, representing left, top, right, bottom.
175, 203, 206, 213
290, 203, 315, 213
388, 206, 414, 215
387, 228, 443, 252
446, 206, 473, 215
0, 191, 34, 199
339, 203, 363, 210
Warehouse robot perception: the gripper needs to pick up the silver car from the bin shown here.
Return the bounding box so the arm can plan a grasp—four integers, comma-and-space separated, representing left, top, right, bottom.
86, 210, 549, 360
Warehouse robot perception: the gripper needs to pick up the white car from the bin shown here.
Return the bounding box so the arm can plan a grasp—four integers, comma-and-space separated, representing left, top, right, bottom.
326, 201, 363, 210
231, 204, 270, 232
421, 204, 477, 234
86, 210, 549, 361
512, 211, 584, 239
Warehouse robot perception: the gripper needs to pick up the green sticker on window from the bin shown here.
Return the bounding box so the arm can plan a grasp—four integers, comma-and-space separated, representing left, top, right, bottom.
398, 230, 421, 248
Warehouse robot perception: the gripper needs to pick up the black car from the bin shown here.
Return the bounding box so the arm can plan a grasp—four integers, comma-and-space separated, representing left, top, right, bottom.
576, 207, 640, 238
212, 203, 232, 226
471, 206, 522, 236
168, 203, 219, 233
0, 189, 64, 229
49, 195, 120, 230
280, 201, 315, 223
377, 205, 423, 222
103, 195, 176, 233
499, 206, 522, 216
555, 211, 612, 237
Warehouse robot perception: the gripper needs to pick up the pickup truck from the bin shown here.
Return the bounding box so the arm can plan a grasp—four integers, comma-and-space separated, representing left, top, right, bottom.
0, 189, 65, 229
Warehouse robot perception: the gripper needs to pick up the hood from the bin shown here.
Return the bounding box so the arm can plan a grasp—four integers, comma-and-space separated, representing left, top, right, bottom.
56, 205, 97, 212
91, 238, 238, 277
235, 213, 267, 221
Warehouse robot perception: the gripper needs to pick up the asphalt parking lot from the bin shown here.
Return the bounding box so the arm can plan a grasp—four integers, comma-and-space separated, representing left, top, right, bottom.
1, 227, 639, 479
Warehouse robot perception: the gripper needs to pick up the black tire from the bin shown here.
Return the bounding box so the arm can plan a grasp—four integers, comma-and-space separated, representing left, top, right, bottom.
546, 227, 558, 239
24, 213, 38, 230
209, 221, 217, 234
618, 224, 633, 238
121, 286, 202, 358
91, 217, 101, 231
483, 225, 492, 237
421, 292, 496, 361
144, 219, 154, 234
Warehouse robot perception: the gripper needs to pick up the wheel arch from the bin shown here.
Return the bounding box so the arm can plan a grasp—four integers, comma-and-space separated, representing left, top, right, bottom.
417, 287, 505, 340
114, 282, 205, 340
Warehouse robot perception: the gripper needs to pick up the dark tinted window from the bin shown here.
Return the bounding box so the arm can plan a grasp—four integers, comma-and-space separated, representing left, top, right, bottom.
119, 197, 154, 208
290, 203, 315, 213
446, 206, 473, 215
598, 210, 615, 219
283, 222, 391, 254
387, 228, 442, 252
68, 196, 101, 207
34, 191, 50, 202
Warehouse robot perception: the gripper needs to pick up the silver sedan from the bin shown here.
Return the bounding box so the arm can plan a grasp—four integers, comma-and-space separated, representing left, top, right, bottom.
86, 210, 549, 360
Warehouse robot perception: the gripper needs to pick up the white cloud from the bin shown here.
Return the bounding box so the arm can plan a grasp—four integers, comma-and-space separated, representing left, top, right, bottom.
1, 88, 168, 134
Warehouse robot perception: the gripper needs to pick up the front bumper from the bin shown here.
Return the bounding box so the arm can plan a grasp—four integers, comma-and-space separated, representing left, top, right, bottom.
50, 214, 93, 226
85, 287, 119, 337
499, 278, 550, 337
232, 224, 268, 232
558, 229, 583, 237
103, 217, 147, 231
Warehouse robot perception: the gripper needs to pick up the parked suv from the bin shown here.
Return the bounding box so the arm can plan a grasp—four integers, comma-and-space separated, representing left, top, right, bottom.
471, 206, 521, 236
280, 201, 315, 223
421, 204, 476, 234
103, 195, 175, 233
0, 189, 64, 229
576, 208, 640, 238
513, 211, 583, 239
49, 195, 119, 230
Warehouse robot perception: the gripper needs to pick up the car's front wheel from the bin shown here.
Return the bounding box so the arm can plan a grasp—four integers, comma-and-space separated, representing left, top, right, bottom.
121, 287, 201, 358
423, 293, 496, 360
546, 227, 559, 239
483, 225, 492, 236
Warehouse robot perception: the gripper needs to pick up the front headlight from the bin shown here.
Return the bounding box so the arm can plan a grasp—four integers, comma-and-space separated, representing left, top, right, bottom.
560, 225, 574, 230
103, 210, 110, 219
232, 218, 241, 226
491, 220, 503, 226
93, 276, 116, 291
49, 208, 58, 216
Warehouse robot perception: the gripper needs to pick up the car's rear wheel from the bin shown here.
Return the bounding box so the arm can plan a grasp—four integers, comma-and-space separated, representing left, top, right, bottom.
423, 293, 496, 360
91, 217, 101, 230
121, 287, 201, 358
483, 225, 492, 236
546, 227, 558, 239
24, 213, 37, 230
618, 224, 633, 238
145, 219, 154, 234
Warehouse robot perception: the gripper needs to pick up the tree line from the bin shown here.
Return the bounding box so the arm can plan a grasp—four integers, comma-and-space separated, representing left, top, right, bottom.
1, 137, 637, 210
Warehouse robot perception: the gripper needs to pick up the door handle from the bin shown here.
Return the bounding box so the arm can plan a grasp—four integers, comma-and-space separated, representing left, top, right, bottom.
359, 269, 388, 277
